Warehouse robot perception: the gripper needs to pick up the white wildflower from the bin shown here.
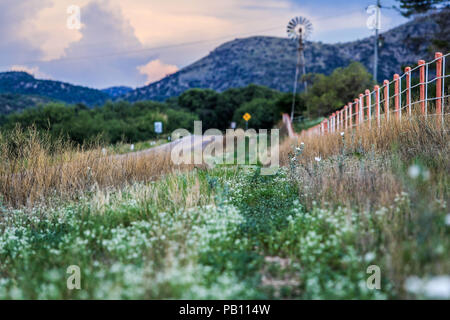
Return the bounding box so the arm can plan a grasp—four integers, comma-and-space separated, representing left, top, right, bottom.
315, 157, 322, 162
340, 132, 345, 136
130, 144, 135, 151
364, 252, 375, 262
408, 165, 420, 179
405, 276, 450, 299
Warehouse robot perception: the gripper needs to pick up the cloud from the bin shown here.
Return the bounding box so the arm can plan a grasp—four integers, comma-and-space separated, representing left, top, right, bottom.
138, 60, 179, 84
39, 0, 151, 88
1, 0, 408, 88
9, 65, 51, 79
0, 0, 52, 68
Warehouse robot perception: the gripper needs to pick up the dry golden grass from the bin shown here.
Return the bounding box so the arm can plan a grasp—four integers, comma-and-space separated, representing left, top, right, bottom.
0, 127, 200, 208
280, 113, 450, 210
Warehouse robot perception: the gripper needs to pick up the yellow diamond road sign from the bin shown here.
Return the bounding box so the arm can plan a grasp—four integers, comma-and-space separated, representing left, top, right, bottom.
243, 113, 251, 121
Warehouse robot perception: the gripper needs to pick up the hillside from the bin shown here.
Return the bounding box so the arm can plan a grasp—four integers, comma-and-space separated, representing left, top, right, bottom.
123, 10, 447, 102
102, 86, 133, 98
0, 72, 110, 107
0, 93, 54, 115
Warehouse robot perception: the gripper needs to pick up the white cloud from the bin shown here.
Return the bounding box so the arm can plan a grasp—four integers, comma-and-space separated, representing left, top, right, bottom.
1, 0, 408, 87
9, 65, 51, 79
138, 60, 179, 84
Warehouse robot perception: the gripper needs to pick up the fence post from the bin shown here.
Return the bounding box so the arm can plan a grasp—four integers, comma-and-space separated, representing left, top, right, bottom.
333, 113, 336, 132
330, 115, 333, 133
354, 98, 359, 127
435, 52, 443, 122
344, 105, 348, 130
405, 67, 411, 116
384, 80, 390, 121
359, 94, 364, 127
365, 89, 371, 128
443, 55, 446, 124
419, 60, 426, 115
394, 74, 400, 120
374, 85, 380, 128
336, 111, 340, 131
349, 102, 353, 128
340, 108, 344, 131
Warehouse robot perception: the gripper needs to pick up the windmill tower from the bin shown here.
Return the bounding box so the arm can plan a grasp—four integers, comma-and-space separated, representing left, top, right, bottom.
287, 16, 313, 122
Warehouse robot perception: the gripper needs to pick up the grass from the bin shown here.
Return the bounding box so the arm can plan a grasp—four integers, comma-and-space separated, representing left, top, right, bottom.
0, 126, 197, 208
0, 113, 448, 299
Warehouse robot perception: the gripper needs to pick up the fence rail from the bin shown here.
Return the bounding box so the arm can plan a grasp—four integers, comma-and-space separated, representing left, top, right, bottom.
299, 52, 449, 137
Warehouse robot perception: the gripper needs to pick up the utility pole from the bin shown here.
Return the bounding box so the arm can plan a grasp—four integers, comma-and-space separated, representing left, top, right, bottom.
373, 0, 381, 82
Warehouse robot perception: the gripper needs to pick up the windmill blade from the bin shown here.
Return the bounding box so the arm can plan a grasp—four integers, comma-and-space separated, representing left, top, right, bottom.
286, 16, 313, 41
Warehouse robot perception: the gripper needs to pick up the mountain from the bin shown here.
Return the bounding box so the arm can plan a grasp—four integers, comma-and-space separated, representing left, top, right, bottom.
123, 10, 448, 102
0, 93, 54, 115
102, 86, 133, 99
0, 72, 110, 107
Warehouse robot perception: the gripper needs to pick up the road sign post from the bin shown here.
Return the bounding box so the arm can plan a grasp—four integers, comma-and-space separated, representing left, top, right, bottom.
243, 113, 251, 130
154, 121, 163, 141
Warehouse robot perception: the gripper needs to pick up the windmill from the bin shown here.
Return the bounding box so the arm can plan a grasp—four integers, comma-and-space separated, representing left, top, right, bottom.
287, 16, 313, 122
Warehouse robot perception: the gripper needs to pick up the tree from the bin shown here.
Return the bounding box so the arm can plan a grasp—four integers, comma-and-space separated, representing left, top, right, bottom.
233, 98, 279, 130
395, 0, 447, 17
303, 62, 374, 118
216, 84, 280, 130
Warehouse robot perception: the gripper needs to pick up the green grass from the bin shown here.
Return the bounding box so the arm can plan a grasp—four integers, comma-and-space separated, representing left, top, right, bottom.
0, 166, 399, 299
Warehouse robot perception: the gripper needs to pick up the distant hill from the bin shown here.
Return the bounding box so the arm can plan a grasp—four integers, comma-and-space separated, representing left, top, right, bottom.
0, 72, 110, 107
123, 10, 447, 102
102, 86, 133, 99
0, 93, 54, 115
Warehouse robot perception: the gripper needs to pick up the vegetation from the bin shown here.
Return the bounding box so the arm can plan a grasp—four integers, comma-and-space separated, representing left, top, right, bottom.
0, 93, 54, 116
1, 62, 373, 143
1, 101, 197, 144
395, 0, 448, 17
303, 62, 374, 118
0, 112, 448, 299
0, 72, 110, 107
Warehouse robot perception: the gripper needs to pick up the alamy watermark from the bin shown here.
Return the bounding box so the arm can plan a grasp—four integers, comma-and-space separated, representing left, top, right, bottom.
67, 5, 81, 30
170, 121, 280, 175
66, 265, 81, 290
366, 265, 381, 290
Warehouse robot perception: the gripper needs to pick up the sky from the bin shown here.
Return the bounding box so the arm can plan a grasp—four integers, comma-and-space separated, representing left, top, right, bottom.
0, 0, 408, 89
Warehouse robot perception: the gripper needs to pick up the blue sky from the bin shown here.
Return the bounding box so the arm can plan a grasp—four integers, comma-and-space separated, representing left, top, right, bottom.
0, 0, 409, 88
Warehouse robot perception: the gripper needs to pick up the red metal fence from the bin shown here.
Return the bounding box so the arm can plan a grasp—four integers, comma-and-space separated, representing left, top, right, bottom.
299, 52, 449, 137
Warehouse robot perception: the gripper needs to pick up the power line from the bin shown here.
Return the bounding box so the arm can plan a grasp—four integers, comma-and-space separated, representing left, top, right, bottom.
0, 9, 365, 69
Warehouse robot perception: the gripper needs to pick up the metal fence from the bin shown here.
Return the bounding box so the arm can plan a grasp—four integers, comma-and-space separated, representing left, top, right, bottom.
300, 52, 449, 137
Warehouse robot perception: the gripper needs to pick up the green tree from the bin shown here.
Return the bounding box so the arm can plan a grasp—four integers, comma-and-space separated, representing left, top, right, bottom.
395, 0, 447, 17
303, 62, 374, 118
233, 98, 279, 130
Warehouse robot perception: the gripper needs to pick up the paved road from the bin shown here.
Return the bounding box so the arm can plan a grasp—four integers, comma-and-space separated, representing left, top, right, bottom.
115, 135, 223, 160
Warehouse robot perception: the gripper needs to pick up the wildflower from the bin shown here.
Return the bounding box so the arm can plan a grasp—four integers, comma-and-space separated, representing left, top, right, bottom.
408, 165, 420, 179
314, 157, 322, 162
405, 276, 450, 299
300, 142, 305, 146
340, 132, 345, 136
408, 164, 430, 180
130, 144, 135, 151
364, 252, 375, 262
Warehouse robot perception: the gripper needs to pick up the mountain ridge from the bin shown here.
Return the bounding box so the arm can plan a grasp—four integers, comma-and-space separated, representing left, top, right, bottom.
0, 71, 110, 107
123, 10, 447, 102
